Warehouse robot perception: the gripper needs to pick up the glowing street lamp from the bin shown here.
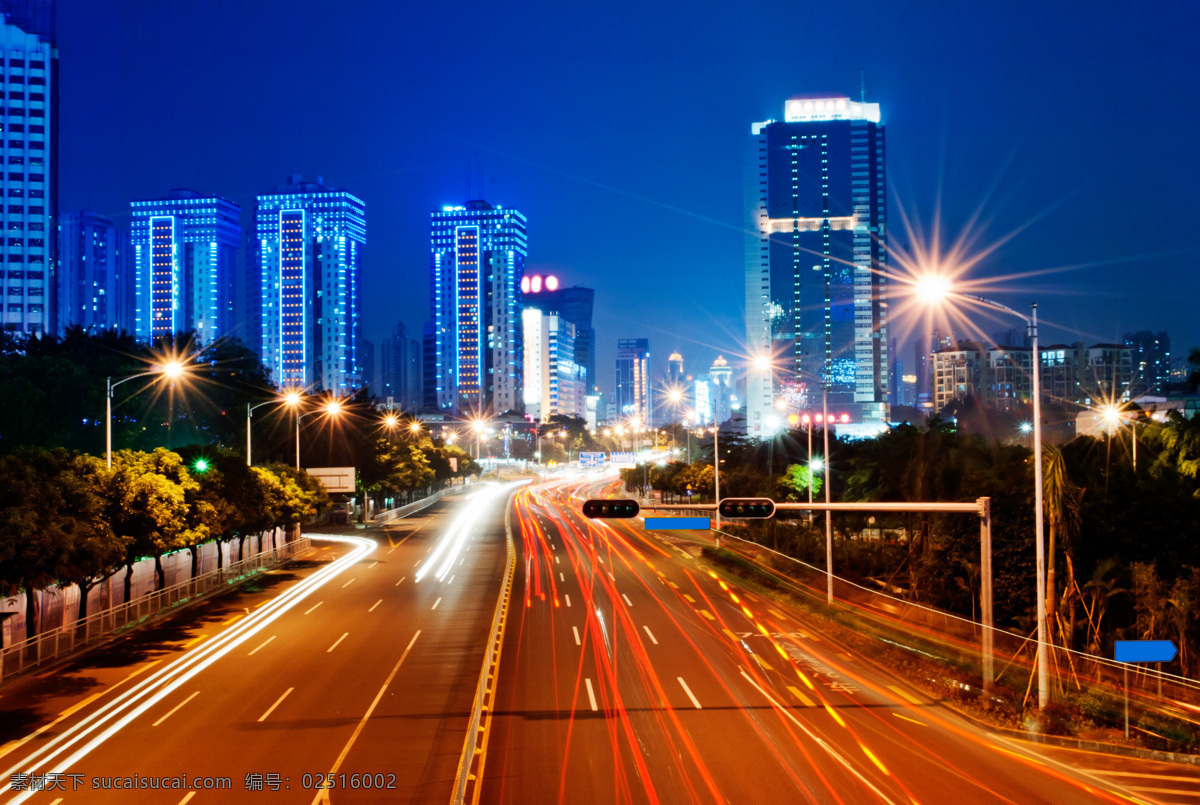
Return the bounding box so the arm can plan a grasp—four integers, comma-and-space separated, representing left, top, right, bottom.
1099, 404, 1137, 471
247, 392, 298, 466
105, 353, 192, 469
295, 397, 343, 471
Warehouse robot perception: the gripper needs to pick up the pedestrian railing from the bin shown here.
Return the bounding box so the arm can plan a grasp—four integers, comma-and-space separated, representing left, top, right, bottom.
373, 485, 461, 523
0, 537, 312, 685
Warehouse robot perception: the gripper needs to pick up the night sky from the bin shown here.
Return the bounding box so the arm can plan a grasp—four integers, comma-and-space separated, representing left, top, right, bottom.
60, 0, 1200, 397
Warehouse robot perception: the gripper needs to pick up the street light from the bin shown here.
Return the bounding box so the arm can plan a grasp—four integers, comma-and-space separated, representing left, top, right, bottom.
246, 393, 294, 466
1100, 404, 1136, 472
295, 397, 343, 471
105, 356, 189, 469
922, 277, 1048, 709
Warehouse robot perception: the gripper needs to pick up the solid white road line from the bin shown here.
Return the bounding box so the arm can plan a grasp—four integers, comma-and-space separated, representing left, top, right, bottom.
257, 687, 294, 722
341, 578, 356, 589
152, 691, 199, 727
368, 599, 382, 612
304, 602, 323, 615
327, 633, 349, 653
622, 594, 633, 607
585, 679, 598, 711
573, 626, 581, 646
432, 597, 442, 610
565, 594, 571, 607
678, 678, 702, 709
643, 626, 658, 645
247, 636, 276, 656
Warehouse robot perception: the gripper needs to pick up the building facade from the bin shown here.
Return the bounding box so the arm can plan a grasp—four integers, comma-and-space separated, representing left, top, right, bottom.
1123, 331, 1170, 396
57, 210, 127, 333
615, 338, 651, 427
745, 96, 889, 437
381, 320, 422, 411
520, 277, 594, 393
256, 175, 365, 393
0, 1, 55, 335
522, 307, 585, 421
429, 200, 527, 414
709, 355, 733, 425
131, 191, 240, 343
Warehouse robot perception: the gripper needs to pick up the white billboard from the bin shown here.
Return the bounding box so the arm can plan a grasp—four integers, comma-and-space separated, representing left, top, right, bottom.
305, 466, 356, 494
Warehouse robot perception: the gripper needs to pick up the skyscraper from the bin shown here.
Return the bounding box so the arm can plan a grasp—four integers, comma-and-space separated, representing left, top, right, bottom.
745, 96, 889, 437
130, 191, 240, 343
710, 355, 732, 425
256, 175, 365, 393
522, 307, 585, 421
521, 277, 595, 394
667, 352, 684, 386
381, 321, 422, 410
1123, 331, 1170, 396
0, 1, 55, 335
615, 338, 651, 427
57, 210, 128, 333
429, 201, 527, 414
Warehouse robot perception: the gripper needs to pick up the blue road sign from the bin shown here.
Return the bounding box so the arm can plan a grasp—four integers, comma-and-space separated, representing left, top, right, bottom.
1114, 640, 1177, 663
580, 452, 606, 467
644, 517, 711, 531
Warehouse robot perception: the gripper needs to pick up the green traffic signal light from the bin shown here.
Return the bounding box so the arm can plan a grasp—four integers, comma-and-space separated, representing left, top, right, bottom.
193, 458, 209, 473
717, 498, 776, 519
581, 499, 640, 519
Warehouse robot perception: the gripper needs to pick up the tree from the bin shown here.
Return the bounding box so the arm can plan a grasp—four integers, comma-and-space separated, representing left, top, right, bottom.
1042, 444, 1083, 648
779, 464, 822, 500
57, 453, 129, 619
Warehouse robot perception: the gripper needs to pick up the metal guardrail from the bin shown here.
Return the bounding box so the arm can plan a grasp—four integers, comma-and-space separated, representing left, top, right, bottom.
451, 488, 518, 805
0, 537, 312, 686
373, 486, 460, 523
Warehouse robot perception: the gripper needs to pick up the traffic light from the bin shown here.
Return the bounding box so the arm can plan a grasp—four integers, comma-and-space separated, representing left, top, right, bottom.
718, 498, 776, 519
581, 499, 640, 519
192, 458, 209, 474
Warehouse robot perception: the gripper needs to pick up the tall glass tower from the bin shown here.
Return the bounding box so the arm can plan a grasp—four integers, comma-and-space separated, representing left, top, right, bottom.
615, 338, 651, 427
0, 0, 55, 335
745, 96, 889, 437
130, 191, 240, 343
429, 200, 527, 414
256, 175, 366, 393
57, 210, 127, 333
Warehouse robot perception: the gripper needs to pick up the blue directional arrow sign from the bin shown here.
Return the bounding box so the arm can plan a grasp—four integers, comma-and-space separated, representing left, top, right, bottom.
1114, 640, 1177, 663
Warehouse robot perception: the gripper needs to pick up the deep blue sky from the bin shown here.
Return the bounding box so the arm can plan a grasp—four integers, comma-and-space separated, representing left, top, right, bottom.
61, 0, 1200, 397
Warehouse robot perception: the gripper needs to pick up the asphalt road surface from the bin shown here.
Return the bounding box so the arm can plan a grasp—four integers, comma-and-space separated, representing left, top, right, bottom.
0, 484, 513, 804
480, 476, 1161, 805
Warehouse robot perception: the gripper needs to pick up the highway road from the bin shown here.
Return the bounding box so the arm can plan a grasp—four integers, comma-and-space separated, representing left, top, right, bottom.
480, 476, 1154, 805
0, 483, 514, 804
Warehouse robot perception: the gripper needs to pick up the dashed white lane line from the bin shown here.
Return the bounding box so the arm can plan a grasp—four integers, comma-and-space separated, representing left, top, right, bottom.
327, 633, 349, 653
415, 559, 422, 568
152, 691, 200, 727
342, 578, 356, 589
368, 561, 378, 569
608, 572, 615, 581
368, 599, 382, 612
573, 626, 581, 646
643, 626, 658, 645
585, 679, 598, 711
432, 597, 442, 610
178, 794, 196, 804
565, 594, 571, 607
678, 677, 702, 709
396, 577, 406, 586
248, 635, 276, 656
448, 575, 455, 585
258, 687, 294, 722
560, 572, 565, 582
622, 594, 633, 607
555, 556, 560, 564
459, 558, 465, 566
598, 556, 604, 564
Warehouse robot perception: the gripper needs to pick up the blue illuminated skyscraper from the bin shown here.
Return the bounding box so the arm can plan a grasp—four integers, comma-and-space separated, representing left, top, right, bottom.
0, 0, 55, 335
745, 96, 889, 436
130, 190, 240, 343
429, 200, 527, 414
256, 175, 365, 393
57, 210, 128, 333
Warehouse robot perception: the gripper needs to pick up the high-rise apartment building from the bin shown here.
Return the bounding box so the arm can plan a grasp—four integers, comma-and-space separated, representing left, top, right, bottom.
522, 307, 585, 421
0, 1, 55, 335
745, 96, 889, 437
256, 175, 365, 393
381, 321, 422, 410
521, 277, 595, 393
1123, 331, 1170, 396
57, 210, 128, 333
615, 338, 651, 426
710, 355, 733, 425
429, 200, 527, 414
130, 191, 240, 343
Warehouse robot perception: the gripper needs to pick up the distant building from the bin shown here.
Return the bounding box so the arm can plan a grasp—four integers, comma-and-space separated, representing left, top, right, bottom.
522, 277, 594, 394
57, 211, 128, 333
131, 190, 240, 343
522, 308, 585, 421
616, 338, 651, 426
745, 96, 889, 437
429, 201, 527, 414
359, 337, 375, 393
710, 355, 733, 424
1123, 331, 1170, 396
255, 175, 365, 393
693, 378, 713, 424
381, 321, 422, 411
667, 352, 684, 386
0, 2, 55, 335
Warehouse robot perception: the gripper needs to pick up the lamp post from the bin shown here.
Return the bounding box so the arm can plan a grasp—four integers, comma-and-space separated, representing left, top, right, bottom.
295, 398, 342, 471
713, 423, 721, 530
105, 359, 186, 469
920, 278, 1047, 708
246, 398, 286, 466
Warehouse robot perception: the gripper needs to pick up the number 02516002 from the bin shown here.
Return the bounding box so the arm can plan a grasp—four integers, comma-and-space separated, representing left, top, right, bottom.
301, 773, 397, 790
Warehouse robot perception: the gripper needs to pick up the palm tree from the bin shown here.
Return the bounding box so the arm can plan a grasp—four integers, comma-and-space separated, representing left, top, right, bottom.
1080, 558, 1126, 660
1043, 444, 1083, 649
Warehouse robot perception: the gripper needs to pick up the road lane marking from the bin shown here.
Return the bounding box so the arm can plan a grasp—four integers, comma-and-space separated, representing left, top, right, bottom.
565, 594, 571, 607
396, 577, 406, 586
859, 743, 890, 775
178, 794, 196, 804
432, 597, 442, 610
608, 572, 615, 580
768, 609, 785, 619
699, 609, 716, 620
182, 634, 207, 648
573, 626, 581, 646
683, 593, 696, 603
887, 685, 922, 705
248, 636, 276, 656
892, 713, 926, 726
560, 572, 565, 582
555, 556, 560, 564
369, 599, 382, 612
787, 685, 815, 707
598, 556, 604, 564
415, 559, 422, 567
152, 691, 199, 727
678, 678, 702, 709
1084, 771, 1200, 783
222, 614, 243, 626
305, 602, 323, 615
668, 581, 679, 589
327, 633, 349, 653
622, 594, 633, 607
459, 558, 465, 566
448, 575, 455, 585
824, 702, 847, 727
342, 578, 356, 589
585, 679, 598, 711
723, 628, 739, 641
643, 626, 658, 645
368, 562, 378, 569
258, 687, 294, 722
